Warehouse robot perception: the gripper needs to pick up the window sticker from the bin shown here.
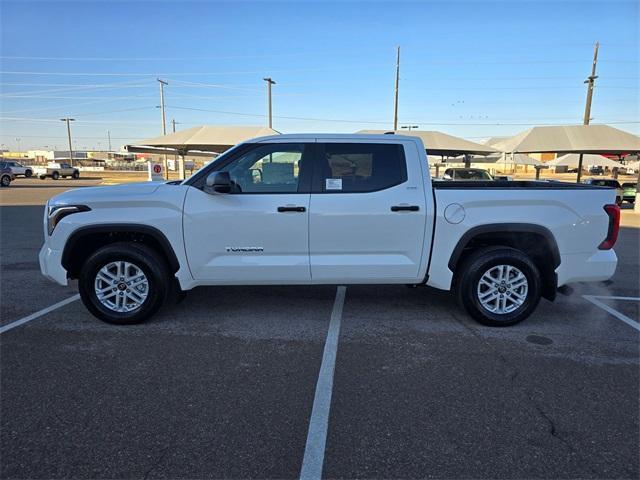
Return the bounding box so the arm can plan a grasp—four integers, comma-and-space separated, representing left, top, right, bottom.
326, 178, 343, 190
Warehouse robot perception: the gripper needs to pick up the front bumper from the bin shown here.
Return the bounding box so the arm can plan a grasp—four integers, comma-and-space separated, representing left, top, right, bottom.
39, 245, 68, 286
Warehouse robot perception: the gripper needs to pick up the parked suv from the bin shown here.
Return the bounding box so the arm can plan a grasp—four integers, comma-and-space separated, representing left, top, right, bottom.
582, 178, 623, 205
622, 182, 637, 204
3, 160, 33, 177
0, 161, 17, 187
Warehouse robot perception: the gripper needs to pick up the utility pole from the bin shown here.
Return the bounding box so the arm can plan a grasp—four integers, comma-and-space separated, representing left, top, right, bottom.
263, 77, 276, 128
157, 78, 169, 179
577, 42, 599, 183
60, 118, 75, 166
158, 78, 168, 135
393, 46, 400, 131
171, 118, 179, 133
107, 130, 112, 152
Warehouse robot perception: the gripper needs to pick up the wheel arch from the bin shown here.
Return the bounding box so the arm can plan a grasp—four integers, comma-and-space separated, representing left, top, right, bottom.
62, 224, 180, 279
448, 223, 561, 301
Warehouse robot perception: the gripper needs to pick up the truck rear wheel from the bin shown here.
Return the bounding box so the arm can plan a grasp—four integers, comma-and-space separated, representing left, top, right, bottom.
78, 242, 170, 325
25, 169, 33, 177
1, 175, 11, 187
456, 247, 541, 327
52, 171, 60, 180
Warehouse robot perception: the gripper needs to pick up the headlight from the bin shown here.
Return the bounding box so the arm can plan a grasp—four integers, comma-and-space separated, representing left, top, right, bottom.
47, 205, 90, 235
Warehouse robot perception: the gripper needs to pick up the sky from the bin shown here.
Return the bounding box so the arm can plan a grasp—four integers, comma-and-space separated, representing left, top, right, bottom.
0, 0, 638, 151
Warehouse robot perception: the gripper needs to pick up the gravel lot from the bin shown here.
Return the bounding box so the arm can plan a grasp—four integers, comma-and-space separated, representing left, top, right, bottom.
1, 179, 638, 479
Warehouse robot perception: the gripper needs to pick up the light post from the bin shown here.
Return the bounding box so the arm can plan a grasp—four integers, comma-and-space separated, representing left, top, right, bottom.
60, 118, 76, 166
263, 77, 276, 128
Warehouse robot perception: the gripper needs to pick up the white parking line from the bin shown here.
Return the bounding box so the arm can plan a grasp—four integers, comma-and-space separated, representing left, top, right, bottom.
583, 295, 640, 332
0, 294, 80, 335
300, 286, 346, 480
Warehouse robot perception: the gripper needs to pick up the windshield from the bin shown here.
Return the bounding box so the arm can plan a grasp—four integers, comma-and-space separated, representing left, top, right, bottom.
454, 169, 493, 180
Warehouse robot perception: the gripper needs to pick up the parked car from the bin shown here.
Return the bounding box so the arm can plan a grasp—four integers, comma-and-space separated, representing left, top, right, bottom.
443, 168, 494, 181
0, 161, 17, 187
36, 162, 80, 180
40, 134, 619, 328
582, 178, 623, 205
2, 160, 33, 177
621, 182, 637, 204
589, 166, 604, 175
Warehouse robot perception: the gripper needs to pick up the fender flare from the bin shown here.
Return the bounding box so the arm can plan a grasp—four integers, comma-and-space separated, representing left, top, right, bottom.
61, 224, 180, 273
447, 223, 561, 271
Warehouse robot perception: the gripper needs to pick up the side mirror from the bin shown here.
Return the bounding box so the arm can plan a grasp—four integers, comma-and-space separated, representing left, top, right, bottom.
205, 171, 231, 194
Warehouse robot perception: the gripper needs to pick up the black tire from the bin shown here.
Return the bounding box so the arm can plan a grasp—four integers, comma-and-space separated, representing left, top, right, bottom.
78, 242, 170, 325
456, 247, 541, 327
39, 174, 46, 180
25, 169, 33, 178
72, 171, 80, 179
52, 171, 60, 180
0, 175, 10, 187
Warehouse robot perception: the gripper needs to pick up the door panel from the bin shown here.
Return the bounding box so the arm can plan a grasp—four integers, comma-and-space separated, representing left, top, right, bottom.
183, 188, 310, 284
182, 142, 313, 285
309, 141, 428, 283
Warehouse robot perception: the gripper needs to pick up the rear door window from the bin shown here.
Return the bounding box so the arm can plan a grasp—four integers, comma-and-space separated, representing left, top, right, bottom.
315, 143, 407, 193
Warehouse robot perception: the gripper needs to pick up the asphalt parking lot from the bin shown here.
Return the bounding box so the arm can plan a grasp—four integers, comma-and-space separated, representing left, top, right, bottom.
1, 179, 639, 479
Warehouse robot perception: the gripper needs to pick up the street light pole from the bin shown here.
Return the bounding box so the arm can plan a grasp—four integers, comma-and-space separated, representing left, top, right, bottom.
577, 41, 599, 183
263, 77, 276, 128
60, 118, 75, 166
107, 130, 112, 152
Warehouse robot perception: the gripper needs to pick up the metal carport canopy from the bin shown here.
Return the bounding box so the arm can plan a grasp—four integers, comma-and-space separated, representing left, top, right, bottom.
490, 125, 640, 154
127, 125, 280, 154
357, 130, 498, 157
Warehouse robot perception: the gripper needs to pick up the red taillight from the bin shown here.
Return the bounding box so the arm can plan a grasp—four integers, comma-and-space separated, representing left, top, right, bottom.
598, 204, 620, 250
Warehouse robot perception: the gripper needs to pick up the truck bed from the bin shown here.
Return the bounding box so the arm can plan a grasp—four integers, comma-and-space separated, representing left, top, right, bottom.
432, 180, 607, 189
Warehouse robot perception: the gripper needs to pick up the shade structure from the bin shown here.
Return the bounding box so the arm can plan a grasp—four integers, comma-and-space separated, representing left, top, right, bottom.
128, 125, 280, 154
357, 130, 497, 156
548, 153, 623, 168
491, 125, 640, 154
444, 152, 542, 165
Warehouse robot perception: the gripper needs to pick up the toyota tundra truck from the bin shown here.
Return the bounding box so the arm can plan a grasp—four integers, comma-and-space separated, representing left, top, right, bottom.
39, 134, 620, 327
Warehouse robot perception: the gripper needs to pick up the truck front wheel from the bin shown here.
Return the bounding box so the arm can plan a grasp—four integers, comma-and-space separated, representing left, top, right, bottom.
456, 247, 541, 327
78, 242, 170, 325
52, 171, 60, 180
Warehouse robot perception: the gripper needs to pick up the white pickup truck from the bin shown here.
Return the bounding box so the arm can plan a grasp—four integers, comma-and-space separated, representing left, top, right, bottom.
34, 162, 80, 180
39, 134, 620, 327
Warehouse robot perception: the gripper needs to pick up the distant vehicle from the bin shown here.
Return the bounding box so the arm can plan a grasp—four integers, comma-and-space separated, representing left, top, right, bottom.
2, 160, 33, 177
582, 178, 623, 205
0, 161, 17, 187
621, 182, 637, 204
36, 162, 80, 180
443, 168, 493, 181
589, 166, 604, 175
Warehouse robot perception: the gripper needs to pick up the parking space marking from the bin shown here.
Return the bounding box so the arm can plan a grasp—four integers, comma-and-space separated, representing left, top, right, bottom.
300, 286, 346, 480
583, 295, 640, 332
0, 294, 80, 335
